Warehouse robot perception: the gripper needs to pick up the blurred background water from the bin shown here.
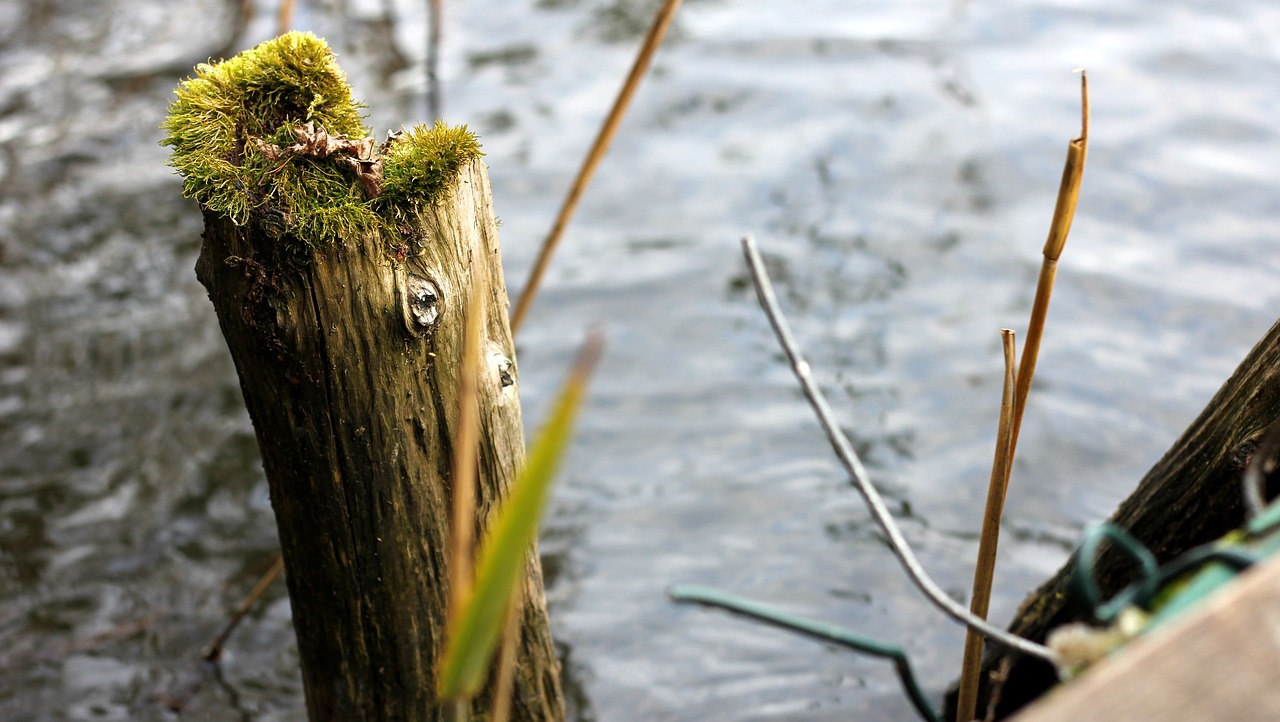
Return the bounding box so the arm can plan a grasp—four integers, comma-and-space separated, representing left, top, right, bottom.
3, 0, 1280, 719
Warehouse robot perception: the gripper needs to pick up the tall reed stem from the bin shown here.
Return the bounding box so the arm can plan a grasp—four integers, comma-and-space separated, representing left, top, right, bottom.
427, 0, 444, 119
956, 330, 1017, 722
955, 72, 1089, 717
278, 0, 296, 35
447, 275, 485, 622
510, 0, 684, 334
490, 585, 525, 722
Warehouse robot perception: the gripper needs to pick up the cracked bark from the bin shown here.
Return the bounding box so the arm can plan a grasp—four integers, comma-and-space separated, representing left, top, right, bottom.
195, 158, 565, 721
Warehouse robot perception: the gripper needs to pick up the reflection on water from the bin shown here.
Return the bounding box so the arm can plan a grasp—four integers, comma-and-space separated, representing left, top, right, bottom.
5, 0, 1280, 719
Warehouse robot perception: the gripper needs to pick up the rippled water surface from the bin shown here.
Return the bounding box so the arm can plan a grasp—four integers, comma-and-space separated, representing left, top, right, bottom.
4, 1, 1280, 719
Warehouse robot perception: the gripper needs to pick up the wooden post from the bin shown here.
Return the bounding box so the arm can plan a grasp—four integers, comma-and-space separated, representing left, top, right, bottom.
166, 33, 565, 721
945, 316, 1280, 720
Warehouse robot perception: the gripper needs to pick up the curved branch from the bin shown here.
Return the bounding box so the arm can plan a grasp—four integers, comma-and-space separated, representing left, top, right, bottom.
740, 235, 1056, 664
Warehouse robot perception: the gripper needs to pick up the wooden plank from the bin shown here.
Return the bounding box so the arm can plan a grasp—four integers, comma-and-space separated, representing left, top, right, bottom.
1012, 554, 1280, 721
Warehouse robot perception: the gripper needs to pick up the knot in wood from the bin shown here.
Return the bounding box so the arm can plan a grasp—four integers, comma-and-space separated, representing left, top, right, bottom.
495, 355, 515, 389
406, 274, 440, 329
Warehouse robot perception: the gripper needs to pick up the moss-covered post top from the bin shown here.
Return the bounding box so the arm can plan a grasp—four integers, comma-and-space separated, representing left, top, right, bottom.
162, 31, 482, 257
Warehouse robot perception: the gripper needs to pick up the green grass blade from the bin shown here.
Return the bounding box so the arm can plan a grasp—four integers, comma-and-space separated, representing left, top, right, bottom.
437, 333, 603, 701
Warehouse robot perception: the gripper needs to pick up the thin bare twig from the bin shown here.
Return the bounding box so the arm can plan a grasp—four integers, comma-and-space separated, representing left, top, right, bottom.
510, 0, 684, 334
740, 235, 1056, 663
982, 656, 1015, 722
956, 329, 1018, 721
202, 555, 286, 662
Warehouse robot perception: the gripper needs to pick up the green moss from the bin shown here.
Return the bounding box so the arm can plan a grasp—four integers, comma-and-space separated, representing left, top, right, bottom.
162, 32, 484, 260
379, 121, 484, 219
161, 31, 376, 255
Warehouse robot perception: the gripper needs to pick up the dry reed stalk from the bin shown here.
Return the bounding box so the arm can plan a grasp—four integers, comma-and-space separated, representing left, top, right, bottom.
510, 0, 684, 334
202, 554, 286, 661
489, 586, 525, 722
955, 329, 1018, 722
955, 72, 1089, 718
1005, 72, 1089, 476
427, 0, 444, 119
447, 276, 486, 618
278, 0, 296, 35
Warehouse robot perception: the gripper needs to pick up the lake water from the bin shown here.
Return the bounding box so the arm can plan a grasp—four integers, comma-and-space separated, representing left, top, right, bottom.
4, 0, 1280, 719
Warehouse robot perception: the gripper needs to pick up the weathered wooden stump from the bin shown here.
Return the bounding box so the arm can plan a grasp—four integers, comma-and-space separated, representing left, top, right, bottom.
164, 32, 565, 721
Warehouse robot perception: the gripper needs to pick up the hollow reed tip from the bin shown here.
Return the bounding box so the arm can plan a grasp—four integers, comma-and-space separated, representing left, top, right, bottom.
1078, 70, 1090, 141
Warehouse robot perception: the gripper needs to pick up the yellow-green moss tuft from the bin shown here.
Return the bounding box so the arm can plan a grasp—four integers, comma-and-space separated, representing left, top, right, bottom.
163, 33, 486, 259
379, 122, 484, 218
161, 31, 376, 254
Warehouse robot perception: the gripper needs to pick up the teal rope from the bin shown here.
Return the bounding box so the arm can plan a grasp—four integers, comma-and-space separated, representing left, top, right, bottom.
1072, 523, 1160, 623
1071, 523, 1260, 623
668, 584, 942, 722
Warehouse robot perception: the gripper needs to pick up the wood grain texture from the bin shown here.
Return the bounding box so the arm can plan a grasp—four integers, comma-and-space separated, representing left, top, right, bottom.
195, 159, 565, 721
1011, 554, 1280, 722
